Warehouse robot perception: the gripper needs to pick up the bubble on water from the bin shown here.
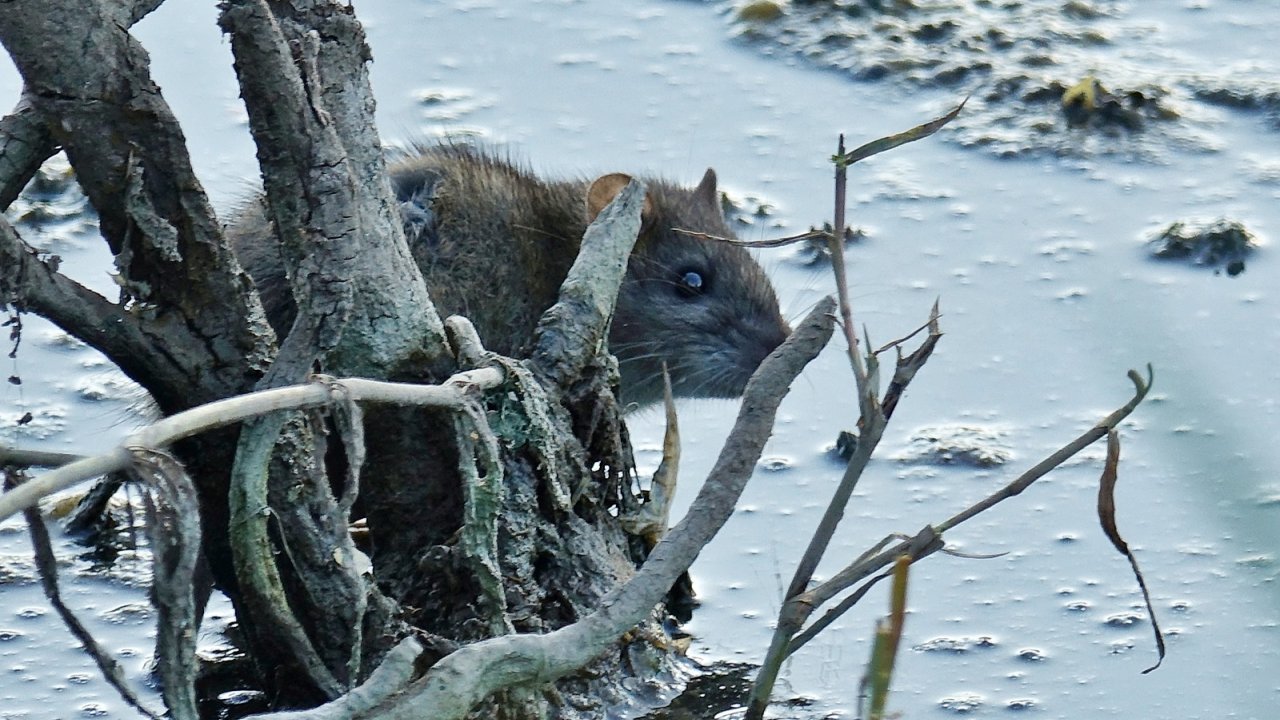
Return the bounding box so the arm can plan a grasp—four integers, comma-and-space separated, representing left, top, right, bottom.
758, 456, 792, 472
1103, 611, 1145, 627
1108, 638, 1136, 655
938, 692, 985, 713
1016, 647, 1047, 662
915, 635, 1000, 654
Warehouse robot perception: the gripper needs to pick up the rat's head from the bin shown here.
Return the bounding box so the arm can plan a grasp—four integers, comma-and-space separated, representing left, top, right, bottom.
587, 169, 790, 408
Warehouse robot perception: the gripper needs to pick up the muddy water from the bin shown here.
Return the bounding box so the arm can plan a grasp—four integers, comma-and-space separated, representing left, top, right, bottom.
2, 1, 1278, 718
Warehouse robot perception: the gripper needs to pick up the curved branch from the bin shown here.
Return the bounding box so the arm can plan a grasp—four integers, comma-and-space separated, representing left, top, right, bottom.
0, 370, 504, 524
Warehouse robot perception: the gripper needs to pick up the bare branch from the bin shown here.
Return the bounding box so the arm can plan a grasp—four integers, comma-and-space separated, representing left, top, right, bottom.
0, 215, 186, 394
219, 0, 448, 380
0, 0, 275, 411
0, 444, 82, 469
775, 367, 1155, 654
528, 179, 645, 394
0, 371, 504, 523
937, 366, 1153, 533
880, 300, 942, 422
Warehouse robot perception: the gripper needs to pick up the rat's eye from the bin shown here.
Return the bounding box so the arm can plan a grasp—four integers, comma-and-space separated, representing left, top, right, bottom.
676, 269, 707, 298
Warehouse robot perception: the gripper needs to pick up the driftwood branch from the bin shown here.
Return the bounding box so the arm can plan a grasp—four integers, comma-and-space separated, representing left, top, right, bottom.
528, 179, 645, 393
0, 370, 504, 524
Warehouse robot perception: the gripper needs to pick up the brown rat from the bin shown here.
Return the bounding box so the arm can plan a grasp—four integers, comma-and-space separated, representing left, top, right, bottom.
229, 144, 789, 407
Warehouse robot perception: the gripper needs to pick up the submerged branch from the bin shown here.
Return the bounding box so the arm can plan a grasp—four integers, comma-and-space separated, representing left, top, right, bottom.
3, 471, 164, 720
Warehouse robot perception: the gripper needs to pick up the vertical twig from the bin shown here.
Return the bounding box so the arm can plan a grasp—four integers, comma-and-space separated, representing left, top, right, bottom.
828, 136, 874, 415
863, 555, 910, 720
748, 104, 964, 719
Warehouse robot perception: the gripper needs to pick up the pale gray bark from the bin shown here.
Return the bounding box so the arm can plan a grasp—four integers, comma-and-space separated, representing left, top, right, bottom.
219, 0, 448, 381
528, 179, 645, 393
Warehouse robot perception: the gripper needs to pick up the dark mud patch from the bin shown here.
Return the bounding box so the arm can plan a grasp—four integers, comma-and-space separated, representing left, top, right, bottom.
639, 661, 818, 719
721, 1, 1280, 160
1145, 218, 1260, 276
892, 423, 1013, 467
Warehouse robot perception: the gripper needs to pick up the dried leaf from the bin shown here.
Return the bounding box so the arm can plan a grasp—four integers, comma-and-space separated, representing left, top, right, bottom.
836, 99, 967, 167
1097, 428, 1166, 673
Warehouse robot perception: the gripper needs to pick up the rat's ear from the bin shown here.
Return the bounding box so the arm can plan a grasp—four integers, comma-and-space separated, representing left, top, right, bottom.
693, 168, 718, 209
587, 172, 654, 224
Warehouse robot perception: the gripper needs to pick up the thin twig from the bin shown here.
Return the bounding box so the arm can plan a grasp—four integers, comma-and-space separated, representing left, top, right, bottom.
0, 371, 505, 523
792, 367, 1154, 620
671, 227, 829, 248
872, 306, 939, 356
0, 445, 83, 468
